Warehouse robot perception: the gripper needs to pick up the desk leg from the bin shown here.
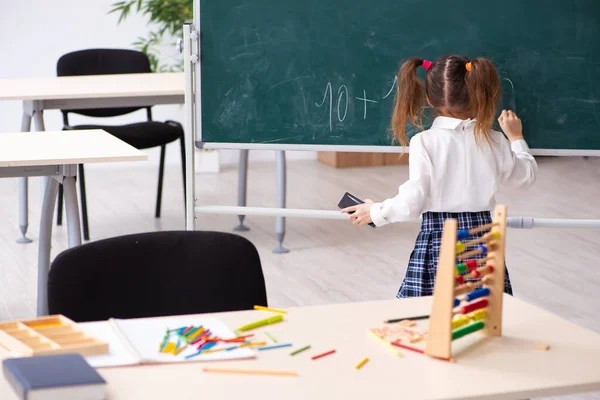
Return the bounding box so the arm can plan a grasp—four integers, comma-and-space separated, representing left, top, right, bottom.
63, 176, 82, 248
234, 149, 250, 232
17, 110, 33, 244
33, 109, 49, 199
37, 176, 59, 316
273, 151, 289, 254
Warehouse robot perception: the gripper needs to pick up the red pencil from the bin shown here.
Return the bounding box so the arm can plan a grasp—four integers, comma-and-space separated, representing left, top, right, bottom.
391, 342, 455, 363
311, 350, 336, 360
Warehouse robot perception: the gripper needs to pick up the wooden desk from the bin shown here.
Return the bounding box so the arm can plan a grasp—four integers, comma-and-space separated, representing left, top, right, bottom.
0, 72, 183, 243
0, 130, 146, 315
0, 72, 291, 251
3, 296, 599, 399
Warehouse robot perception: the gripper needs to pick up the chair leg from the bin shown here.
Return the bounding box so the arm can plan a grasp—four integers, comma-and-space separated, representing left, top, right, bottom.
155, 145, 166, 218
56, 184, 64, 226
78, 164, 90, 241
179, 135, 187, 202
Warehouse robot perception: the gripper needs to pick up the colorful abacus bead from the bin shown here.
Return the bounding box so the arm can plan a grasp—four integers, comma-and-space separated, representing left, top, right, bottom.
465, 260, 478, 271
463, 287, 489, 302
478, 244, 487, 255
456, 242, 466, 254
468, 309, 487, 321
457, 229, 470, 241
456, 263, 467, 275
452, 320, 485, 340
461, 298, 488, 314
451, 315, 470, 330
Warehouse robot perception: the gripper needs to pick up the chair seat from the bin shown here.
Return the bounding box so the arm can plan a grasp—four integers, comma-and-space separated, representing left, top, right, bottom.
69, 121, 182, 150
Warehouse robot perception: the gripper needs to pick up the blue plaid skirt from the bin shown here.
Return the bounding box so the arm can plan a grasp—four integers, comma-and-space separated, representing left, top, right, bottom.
397, 211, 513, 298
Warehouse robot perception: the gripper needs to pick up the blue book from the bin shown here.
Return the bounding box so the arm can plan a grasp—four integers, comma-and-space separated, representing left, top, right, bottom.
2, 353, 106, 400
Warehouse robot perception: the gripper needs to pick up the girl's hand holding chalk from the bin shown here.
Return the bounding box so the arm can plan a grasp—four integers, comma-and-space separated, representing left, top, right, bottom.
498, 110, 524, 142
341, 199, 374, 227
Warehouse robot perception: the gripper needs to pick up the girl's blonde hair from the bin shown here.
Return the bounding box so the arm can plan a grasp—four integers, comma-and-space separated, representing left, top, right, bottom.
391, 55, 500, 146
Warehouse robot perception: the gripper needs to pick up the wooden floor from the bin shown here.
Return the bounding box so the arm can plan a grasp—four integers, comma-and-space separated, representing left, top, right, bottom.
0, 155, 599, 399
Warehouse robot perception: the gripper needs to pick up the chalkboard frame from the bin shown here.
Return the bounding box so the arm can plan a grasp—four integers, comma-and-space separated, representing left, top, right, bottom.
193, 0, 600, 157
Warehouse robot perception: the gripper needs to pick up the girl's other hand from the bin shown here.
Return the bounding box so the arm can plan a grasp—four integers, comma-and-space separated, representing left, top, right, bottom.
498, 110, 524, 142
341, 199, 374, 227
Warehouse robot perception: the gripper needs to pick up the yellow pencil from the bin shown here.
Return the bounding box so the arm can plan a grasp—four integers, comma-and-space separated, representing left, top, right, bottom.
202, 348, 226, 354
246, 341, 267, 347
355, 357, 369, 370
369, 331, 403, 357
254, 305, 287, 314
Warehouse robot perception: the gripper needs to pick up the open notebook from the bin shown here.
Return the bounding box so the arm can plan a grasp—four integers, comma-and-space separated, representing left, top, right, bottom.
81, 316, 255, 368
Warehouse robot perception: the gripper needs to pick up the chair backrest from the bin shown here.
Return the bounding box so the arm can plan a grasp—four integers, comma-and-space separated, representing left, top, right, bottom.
48, 231, 268, 322
57, 49, 151, 118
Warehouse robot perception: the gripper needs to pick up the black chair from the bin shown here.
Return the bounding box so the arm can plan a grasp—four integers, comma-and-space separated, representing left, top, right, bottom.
55, 49, 186, 241
47, 231, 268, 322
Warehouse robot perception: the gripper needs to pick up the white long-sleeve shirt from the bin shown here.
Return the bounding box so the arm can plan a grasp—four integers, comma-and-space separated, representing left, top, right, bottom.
370, 116, 538, 227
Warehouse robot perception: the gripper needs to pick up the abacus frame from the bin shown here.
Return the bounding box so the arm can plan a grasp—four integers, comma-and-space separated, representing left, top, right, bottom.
425, 205, 507, 360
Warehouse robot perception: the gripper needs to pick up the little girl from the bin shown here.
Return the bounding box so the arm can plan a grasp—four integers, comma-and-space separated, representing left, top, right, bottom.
342, 55, 537, 298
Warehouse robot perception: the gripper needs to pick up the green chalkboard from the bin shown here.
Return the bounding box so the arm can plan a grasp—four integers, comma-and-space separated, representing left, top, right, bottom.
199, 0, 600, 151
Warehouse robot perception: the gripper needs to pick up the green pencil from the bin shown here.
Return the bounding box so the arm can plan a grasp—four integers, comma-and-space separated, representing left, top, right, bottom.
265, 332, 278, 343
290, 345, 311, 356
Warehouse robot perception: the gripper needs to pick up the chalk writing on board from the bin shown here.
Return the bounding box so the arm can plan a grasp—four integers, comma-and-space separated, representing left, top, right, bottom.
315, 82, 333, 131
356, 89, 378, 119
382, 76, 398, 99
315, 78, 397, 131
337, 85, 349, 122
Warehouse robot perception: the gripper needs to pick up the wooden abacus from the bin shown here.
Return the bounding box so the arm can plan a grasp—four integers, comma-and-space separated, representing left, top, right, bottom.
0, 315, 108, 357
425, 205, 507, 360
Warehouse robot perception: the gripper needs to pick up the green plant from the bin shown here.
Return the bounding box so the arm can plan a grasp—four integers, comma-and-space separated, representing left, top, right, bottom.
109, 0, 193, 72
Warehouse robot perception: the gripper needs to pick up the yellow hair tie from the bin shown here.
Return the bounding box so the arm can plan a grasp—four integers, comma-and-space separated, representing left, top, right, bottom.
465, 62, 472, 72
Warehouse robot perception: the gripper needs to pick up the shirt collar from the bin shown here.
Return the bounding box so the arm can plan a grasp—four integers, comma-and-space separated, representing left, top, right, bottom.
431, 116, 475, 130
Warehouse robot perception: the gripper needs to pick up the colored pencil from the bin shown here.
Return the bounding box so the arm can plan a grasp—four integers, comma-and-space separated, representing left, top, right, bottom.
290, 345, 311, 356
253, 305, 287, 314
185, 350, 202, 359
311, 350, 336, 360
173, 344, 188, 355
355, 357, 369, 370
265, 332, 278, 343
203, 348, 226, 354
203, 368, 297, 377
257, 343, 292, 351
237, 315, 284, 332
385, 315, 430, 323
391, 342, 455, 363
368, 331, 403, 357
247, 341, 267, 347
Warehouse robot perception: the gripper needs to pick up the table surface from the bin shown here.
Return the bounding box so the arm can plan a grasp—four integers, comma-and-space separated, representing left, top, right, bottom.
0, 130, 147, 167
0, 72, 183, 101
2, 295, 600, 400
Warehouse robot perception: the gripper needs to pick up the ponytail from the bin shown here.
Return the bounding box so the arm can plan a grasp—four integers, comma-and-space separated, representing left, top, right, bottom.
391, 57, 426, 146
466, 57, 500, 145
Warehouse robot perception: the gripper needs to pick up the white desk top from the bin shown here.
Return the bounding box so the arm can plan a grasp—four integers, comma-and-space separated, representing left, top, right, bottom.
0, 72, 183, 101
0, 130, 147, 167
2, 295, 599, 400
